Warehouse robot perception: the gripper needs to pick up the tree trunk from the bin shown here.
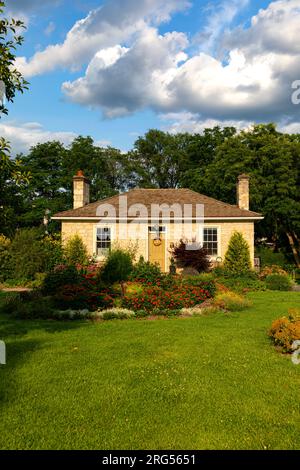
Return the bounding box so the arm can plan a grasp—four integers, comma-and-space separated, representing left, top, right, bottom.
120, 281, 127, 297
286, 231, 300, 268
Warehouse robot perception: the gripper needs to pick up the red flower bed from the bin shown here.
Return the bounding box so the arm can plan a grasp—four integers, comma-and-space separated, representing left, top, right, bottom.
123, 285, 211, 312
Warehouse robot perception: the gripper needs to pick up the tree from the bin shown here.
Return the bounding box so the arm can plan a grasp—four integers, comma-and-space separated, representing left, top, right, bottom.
9, 228, 45, 280
189, 124, 300, 267
0, 1, 28, 116
18, 141, 68, 227
0, 1, 30, 236
223, 232, 252, 275
0, 139, 30, 236
132, 130, 190, 188
64, 235, 89, 266
101, 249, 134, 296
171, 240, 211, 273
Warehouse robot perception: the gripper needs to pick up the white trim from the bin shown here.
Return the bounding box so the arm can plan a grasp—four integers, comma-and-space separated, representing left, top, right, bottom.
203, 225, 221, 260
93, 223, 115, 262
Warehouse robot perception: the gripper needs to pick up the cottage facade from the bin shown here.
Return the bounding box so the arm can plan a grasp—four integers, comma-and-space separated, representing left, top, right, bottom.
52, 172, 263, 272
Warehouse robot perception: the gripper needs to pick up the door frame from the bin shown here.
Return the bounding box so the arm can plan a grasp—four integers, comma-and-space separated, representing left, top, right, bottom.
147, 225, 168, 272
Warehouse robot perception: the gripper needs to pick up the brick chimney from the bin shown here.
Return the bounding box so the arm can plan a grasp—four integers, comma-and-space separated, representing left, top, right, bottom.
237, 174, 250, 211
73, 170, 90, 209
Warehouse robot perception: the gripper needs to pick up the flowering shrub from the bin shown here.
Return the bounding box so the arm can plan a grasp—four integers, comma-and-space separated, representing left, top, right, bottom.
259, 265, 288, 280
181, 276, 216, 298
54, 284, 114, 311
214, 291, 253, 311
93, 308, 135, 320
123, 285, 211, 312
269, 310, 300, 352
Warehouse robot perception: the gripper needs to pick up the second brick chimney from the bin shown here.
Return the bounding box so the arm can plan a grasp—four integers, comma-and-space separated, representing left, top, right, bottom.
73, 170, 90, 209
237, 174, 250, 211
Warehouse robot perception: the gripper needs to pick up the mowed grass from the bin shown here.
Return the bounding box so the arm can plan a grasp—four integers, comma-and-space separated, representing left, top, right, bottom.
0, 291, 299, 450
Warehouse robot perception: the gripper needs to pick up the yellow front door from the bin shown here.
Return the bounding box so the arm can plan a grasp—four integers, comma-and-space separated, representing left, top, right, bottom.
148, 230, 166, 272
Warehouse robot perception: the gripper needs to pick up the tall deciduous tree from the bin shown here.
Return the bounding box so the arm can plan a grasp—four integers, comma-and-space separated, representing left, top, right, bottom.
0, 1, 30, 235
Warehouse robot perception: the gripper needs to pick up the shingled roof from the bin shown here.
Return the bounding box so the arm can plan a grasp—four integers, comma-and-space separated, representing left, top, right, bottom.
52, 188, 262, 220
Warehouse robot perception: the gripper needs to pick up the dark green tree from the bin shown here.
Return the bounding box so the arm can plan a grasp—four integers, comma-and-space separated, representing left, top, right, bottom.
223, 231, 252, 275
131, 129, 190, 188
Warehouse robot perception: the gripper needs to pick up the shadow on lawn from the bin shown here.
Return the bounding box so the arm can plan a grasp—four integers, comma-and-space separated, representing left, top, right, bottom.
0, 337, 42, 408
0, 316, 90, 411
0, 313, 90, 339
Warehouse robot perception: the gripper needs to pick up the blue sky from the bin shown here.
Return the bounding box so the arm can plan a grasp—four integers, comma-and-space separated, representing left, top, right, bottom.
2, 0, 300, 154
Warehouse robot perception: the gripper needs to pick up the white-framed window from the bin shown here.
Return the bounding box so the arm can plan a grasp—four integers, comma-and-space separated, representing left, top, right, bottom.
96, 227, 111, 256
203, 227, 218, 256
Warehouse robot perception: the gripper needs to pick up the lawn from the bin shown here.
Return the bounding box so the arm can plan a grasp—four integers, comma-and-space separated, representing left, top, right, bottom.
0, 291, 299, 450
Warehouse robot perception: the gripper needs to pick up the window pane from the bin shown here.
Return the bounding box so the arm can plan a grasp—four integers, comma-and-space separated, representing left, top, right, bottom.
96, 228, 111, 256
203, 228, 218, 255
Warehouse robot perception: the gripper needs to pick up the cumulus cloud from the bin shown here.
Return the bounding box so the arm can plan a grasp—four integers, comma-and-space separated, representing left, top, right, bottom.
15, 0, 190, 77
0, 121, 77, 154
60, 0, 300, 125
62, 28, 189, 117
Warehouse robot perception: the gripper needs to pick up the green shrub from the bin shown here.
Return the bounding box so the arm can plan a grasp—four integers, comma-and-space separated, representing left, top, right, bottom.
42, 234, 64, 272
101, 249, 134, 295
214, 274, 266, 293
0, 234, 12, 282
5, 296, 55, 319
130, 256, 163, 284
214, 291, 253, 311
223, 231, 252, 275
181, 276, 216, 298
9, 228, 46, 281
64, 234, 88, 266
265, 274, 293, 291
42, 265, 80, 295
27, 272, 47, 289
1, 292, 23, 314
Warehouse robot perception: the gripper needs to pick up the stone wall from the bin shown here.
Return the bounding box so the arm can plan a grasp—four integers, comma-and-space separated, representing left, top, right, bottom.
61, 219, 255, 270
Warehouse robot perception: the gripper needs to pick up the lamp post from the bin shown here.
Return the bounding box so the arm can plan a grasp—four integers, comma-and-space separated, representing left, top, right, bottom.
43, 209, 50, 234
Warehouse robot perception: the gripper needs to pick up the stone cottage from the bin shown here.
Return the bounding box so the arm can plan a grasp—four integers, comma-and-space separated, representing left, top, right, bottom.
52, 172, 263, 272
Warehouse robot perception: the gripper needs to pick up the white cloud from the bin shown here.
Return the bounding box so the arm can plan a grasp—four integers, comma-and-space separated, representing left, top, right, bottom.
62, 28, 189, 117
60, 0, 300, 126
16, 0, 190, 77
159, 112, 252, 134
0, 121, 77, 154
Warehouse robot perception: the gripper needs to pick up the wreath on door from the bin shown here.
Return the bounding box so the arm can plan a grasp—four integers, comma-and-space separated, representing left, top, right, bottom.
153, 238, 162, 247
